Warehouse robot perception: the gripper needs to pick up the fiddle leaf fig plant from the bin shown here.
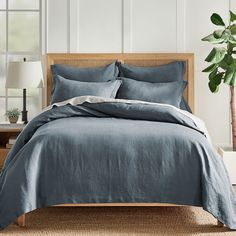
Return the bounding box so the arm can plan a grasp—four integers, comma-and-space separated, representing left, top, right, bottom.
202, 11, 236, 150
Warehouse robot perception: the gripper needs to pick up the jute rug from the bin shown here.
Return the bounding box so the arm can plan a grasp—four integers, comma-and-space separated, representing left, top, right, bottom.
1, 206, 235, 236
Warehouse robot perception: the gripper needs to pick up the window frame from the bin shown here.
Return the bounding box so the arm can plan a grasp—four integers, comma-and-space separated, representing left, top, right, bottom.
0, 0, 42, 121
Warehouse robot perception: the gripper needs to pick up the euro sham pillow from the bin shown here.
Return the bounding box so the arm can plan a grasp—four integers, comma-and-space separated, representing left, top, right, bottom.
118, 61, 185, 82
51, 62, 119, 83
51, 75, 122, 104
117, 77, 187, 108
118, 61, 191, 112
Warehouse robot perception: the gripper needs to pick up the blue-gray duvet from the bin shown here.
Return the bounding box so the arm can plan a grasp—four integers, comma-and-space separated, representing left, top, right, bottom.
0, 98, 236, 229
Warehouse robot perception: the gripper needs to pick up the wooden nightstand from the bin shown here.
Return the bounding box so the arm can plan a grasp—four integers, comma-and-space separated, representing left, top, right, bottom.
0, 124, 25, 169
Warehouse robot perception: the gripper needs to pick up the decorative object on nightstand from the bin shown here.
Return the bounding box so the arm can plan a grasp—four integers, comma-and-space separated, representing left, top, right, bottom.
0, 123, 25, 170
6, 58, 44, 124
5, 108, 21, 124
202, 11, 236, 184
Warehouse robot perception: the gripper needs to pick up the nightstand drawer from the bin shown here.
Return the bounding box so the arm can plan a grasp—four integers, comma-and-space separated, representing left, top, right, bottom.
0, 148, 9, 169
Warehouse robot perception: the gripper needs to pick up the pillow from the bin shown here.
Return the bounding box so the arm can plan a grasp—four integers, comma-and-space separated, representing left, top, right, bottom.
118, 61, 185, 82
118, 61, 191, 112
51, 75, 122, 104
117, 77, 187, 108
51, 62, 119, 82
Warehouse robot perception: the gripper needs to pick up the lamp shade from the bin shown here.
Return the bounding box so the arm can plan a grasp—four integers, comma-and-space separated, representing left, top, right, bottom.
6, 61, 44, 89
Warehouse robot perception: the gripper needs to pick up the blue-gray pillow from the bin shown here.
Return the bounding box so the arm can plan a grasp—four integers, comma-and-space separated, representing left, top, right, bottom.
51, 62, 119, 82
118, 61, 191, 112
117, 77, 187, 108
118, 61, 185, 82
51, 75, 122, 104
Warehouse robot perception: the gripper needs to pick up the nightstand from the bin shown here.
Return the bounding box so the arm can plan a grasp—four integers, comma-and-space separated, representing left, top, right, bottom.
0, 124, 25, 169
218, 146, 236, 185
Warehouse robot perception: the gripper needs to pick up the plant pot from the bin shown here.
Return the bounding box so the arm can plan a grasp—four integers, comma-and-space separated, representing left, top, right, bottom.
8, 116, 18, 124
218, 146, 236, 184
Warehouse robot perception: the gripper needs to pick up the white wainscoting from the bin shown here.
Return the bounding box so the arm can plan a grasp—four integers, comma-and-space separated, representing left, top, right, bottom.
130, 0, 177, 52
78, 0, 123, 52
46, 0, 234, 146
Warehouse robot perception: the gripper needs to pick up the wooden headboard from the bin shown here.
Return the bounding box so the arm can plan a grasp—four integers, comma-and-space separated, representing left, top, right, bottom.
46, 53, 194, 111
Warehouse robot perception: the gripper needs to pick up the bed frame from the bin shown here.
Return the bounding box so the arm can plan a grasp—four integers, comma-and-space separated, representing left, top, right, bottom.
16, 53, 223, 227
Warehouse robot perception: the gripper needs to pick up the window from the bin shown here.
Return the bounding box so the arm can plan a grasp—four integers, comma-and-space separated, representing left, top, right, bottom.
0, 0, 42, 122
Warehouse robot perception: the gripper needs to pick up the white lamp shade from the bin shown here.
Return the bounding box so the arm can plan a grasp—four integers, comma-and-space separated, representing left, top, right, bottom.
6, 61, 44, 89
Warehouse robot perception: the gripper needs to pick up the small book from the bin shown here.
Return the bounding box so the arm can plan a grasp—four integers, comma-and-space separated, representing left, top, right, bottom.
8, 136, 17, 145
6, 143, 13, 149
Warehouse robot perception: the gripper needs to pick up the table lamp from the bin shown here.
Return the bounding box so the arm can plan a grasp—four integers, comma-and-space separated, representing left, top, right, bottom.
6, 59, 44, 124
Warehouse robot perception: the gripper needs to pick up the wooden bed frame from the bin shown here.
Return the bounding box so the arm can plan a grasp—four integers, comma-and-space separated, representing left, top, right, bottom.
16, 53, 223, 227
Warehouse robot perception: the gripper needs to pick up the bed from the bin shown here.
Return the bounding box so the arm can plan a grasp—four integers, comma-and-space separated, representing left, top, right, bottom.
1, 53, 236, 230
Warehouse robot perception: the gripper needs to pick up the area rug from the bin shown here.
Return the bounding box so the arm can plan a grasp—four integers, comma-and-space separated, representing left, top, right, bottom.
1, 206, 235, 236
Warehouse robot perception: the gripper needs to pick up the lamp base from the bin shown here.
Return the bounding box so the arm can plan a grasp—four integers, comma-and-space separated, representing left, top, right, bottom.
22, 110, 28, 124
22, 88, 28, 124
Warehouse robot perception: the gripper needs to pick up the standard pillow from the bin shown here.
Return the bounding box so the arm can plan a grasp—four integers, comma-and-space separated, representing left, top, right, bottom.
118, 61, 191, 112
117, 77, 187, 108
51, 62, 119, 82
51, 75, 122, 104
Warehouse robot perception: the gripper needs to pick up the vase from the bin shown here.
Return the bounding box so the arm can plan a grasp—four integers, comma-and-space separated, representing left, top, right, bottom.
8, 116, 18, 124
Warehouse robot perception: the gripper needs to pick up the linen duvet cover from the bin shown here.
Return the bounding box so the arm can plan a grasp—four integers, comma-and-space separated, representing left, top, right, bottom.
0, 96, 236, 229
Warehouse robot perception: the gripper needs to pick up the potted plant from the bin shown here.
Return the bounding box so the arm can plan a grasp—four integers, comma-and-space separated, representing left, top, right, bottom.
6, 108, 21, 124
202, 11, 236, 184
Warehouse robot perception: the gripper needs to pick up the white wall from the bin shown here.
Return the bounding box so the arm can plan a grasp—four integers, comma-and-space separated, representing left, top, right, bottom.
47, 0, 233, 146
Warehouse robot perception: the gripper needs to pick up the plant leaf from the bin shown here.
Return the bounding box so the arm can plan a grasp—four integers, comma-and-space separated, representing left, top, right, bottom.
211, 13, 225, 26
230, 24, 236, 35
202, 34, 224, 44
222, 30, 231, 41
230, 11, 236, 22
224, 68, 234, 84
208, 73, 223, 93
208, 81, 219, 93
224, 66, 236, 86
205, 47, 227, 64
202, 64, 218, 72
211, 72, 224, 85
209, 69, 218, 80
219, 54, 234, 70
213, 30, 224, 39
230, 77, 236, 86
228, 36, 236, 44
